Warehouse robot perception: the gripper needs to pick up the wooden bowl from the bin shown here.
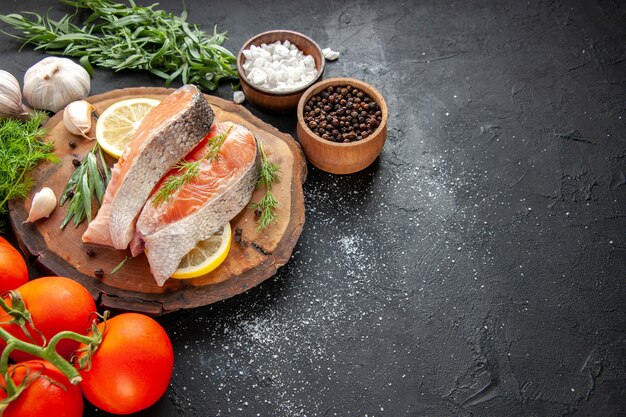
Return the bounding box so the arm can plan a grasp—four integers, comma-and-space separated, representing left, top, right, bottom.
237, 30, 325, 113
296, 78, 388, 174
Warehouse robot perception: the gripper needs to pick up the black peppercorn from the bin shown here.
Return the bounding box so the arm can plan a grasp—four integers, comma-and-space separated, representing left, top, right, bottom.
301, 84, 380, 143
72, 158, 81, 167
86, 248, 96, 257
69, 141, 77, 149
94, 268, 104, 278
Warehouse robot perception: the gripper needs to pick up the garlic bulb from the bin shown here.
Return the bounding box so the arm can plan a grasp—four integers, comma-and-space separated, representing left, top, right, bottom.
24, 187, 57, 223
63, 100, 96, 139
24, 57, 91, 113
0, 70, 32, 119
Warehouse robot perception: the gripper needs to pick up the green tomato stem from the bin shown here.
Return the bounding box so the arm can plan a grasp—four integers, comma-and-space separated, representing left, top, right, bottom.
0, 301, 102, 398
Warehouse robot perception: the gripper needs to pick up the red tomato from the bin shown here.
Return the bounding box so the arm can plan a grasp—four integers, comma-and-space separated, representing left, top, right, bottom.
0, 360, 83, 417
0, 236, 28, 294
79, 312, 174, 414
0, 276, 97, 362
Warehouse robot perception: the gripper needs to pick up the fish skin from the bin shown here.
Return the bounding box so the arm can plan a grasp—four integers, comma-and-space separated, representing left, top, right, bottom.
83, 85, 214, 249
134, 122, 260, 286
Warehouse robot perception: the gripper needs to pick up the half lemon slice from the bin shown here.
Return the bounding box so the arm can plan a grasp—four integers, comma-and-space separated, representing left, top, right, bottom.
171, 222, 232, 279
96, 98, 161, 158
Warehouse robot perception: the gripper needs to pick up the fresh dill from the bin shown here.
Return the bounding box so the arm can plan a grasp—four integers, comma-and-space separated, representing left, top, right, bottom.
0, 112, 57, 226
0, 0, 238, 91
151, 127, 231, 207
60, 145, 110, 229
249, 142, 281, 230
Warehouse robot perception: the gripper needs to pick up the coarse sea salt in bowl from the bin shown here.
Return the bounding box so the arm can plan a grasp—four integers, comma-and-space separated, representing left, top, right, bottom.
237, 30, 325, 113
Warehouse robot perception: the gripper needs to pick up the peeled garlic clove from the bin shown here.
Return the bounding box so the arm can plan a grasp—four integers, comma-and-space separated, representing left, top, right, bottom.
63, 100, 96, 140
0, 70, 32, 119
24, 187, 57, 223
24, 57, 91, 113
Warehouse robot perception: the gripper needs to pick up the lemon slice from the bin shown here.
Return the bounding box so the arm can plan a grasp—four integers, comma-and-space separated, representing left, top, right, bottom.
96, 98, 161, 158
171, 222, 232, 279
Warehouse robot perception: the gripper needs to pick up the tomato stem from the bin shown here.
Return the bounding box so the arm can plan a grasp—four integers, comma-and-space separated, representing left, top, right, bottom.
0, 295, 103, 398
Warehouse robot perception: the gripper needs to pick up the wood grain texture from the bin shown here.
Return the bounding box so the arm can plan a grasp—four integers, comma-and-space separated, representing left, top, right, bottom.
8, 87, 307, 315
296, 77, 388, 174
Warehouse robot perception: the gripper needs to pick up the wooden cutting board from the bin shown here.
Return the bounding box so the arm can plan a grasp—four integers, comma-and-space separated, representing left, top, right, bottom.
8, 87, 307, 315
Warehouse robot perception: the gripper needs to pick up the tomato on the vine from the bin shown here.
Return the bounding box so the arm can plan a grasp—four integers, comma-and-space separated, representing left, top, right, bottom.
0, 236, 28, 294
78, 312, 174, 414
0, 276, 97, 362
0, 360, 83, 417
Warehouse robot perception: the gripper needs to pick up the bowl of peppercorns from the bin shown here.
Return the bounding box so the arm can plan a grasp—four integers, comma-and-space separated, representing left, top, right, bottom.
296, 77, 388, 174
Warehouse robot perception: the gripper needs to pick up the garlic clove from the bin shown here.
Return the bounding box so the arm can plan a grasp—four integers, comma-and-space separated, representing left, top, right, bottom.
24, 57, 91, 113
63, 100, 96, 140
24, 187, 57, 223
0, 70, 33, 119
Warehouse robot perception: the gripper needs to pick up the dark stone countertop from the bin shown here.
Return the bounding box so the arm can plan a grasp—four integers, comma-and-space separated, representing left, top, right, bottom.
0, 0, 624, 416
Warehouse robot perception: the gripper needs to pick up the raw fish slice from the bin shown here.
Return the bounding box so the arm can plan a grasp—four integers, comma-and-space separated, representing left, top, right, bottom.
83, 85, 213, 249
132, 122, 259, 285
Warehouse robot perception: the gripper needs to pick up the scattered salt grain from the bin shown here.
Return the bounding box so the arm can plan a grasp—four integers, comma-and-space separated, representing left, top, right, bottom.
322, 47, 340, 61
242, 40, 318, 93
233, 91, 245, 104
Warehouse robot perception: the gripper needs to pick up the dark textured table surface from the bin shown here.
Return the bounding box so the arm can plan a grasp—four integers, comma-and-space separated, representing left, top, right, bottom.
0, 1, 625, 416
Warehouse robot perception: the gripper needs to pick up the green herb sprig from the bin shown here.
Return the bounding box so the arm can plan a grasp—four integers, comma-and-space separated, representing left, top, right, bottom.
0, 0, 238, 91
0, 112, 57, 224
151, 127, 231, 207
249, 143, 281, 230
60, 145, 110, 229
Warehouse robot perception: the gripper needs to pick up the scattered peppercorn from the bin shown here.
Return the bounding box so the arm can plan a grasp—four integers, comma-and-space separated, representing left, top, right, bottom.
234, 227, 247, 247
302, 85, 379, 143
66, 190, 74, 199
69, 141, 76, 149
86, 248, 96, 257
72, 158, 81, 167
254, 208, 262, 217
94, 268, 104, 278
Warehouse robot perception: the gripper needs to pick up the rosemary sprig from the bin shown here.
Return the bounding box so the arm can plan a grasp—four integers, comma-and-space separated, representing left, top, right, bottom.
111, 256, 130, 274
151, 126, 231, 207
0, 112, 57, 226
0, 0, 238, 91
249, 142, 281, 230
60, 145, 110, 229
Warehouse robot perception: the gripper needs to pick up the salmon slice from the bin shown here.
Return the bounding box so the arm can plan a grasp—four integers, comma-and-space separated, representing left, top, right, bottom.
131, 121, 260, 286
83, 85, 214, 249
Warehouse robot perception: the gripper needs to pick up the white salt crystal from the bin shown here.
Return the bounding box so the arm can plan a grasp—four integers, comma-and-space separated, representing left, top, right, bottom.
289, 48, 298, 57
274, 44, 290, 57
284, 40, 291, 48
276, 70, 288, 81
287, 67, 300, 80
322, 47, 340, 61
302, 55, 315, 68
252, 57, 269, 69
233, 91, 245, 104
242, 50, 253, 60
248, 68, 267, 85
